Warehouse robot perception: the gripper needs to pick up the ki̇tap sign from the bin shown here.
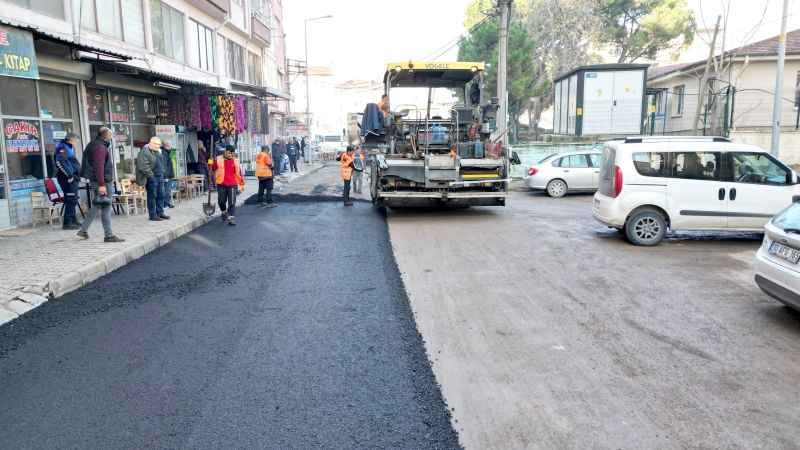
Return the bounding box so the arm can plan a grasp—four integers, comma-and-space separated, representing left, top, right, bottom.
0, 25, 39, 80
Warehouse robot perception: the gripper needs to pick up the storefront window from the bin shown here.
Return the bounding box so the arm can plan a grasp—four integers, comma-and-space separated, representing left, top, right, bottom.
130, 95, 157, 124
4, 118, 43, 181
85, 88, 108, 122
0, 77, 37, 117
110, 93, 130, 123
42, 121, 76, 178
39, 81, 76, 119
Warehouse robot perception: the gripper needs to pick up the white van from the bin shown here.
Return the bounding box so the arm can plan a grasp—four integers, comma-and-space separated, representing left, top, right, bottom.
592, 136, 800, 246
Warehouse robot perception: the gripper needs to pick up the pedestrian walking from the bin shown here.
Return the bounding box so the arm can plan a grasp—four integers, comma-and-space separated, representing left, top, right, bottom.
136, 137, 170, 221
255, 145, 276, 207
54, 132, 82, 230
352, 147, 365, 194
271, 138, 283, 176
211, 144, 246, 226
77, 127, 124, 242
300, 136, 307, 163
341, 145, 355, 206
287, 137, 299, 173
161, 141, 176, 208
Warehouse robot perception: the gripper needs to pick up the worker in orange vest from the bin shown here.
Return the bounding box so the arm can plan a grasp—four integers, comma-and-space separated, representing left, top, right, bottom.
255, 145, 276, 208
340, 145, 355, 206
210, 145, 246, 226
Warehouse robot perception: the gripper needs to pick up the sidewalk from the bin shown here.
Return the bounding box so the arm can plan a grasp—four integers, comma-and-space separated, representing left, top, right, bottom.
0, 163, 323, 326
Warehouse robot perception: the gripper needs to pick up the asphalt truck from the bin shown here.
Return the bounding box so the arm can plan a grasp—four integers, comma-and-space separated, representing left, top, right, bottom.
361, 61, 518, 208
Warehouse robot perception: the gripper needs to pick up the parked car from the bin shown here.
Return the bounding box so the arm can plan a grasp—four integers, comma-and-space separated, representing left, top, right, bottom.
755, 201, 800, 311
527, 150, 603, 197
592, 136, 800, 246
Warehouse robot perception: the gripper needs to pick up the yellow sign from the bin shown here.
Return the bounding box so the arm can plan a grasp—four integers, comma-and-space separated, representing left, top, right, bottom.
576, 108, 583, 116
386, 61, 485, 72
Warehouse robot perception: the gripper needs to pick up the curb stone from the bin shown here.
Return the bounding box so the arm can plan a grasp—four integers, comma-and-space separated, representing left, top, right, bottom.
0, 308, 19, 326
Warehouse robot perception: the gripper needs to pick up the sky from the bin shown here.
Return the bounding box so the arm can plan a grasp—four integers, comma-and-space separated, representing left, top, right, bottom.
284, 0, 474, 82
284, 0, 800, 83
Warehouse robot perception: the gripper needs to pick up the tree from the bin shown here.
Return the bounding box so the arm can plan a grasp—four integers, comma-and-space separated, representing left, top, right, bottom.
458, 15, 537, 143
598, 0, 696, 63
522, 0, 600, 138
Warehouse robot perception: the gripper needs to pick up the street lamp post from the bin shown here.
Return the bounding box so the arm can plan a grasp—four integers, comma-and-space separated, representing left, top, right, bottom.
304, 14, 333, 145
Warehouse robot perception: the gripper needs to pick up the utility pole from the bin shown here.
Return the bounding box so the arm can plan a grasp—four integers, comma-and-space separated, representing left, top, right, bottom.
771, 0, 790, 157
497, 0, 511, 146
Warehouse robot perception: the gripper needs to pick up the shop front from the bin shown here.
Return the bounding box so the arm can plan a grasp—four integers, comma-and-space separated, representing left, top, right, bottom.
0, 25, 88, 228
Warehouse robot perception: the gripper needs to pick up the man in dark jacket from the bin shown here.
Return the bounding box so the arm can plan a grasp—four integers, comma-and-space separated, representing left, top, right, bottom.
77, 127, 124, 243
271, 139, 283, 176
287, 138, 299, 172
54, 132, 82, 230
161, 141, 175, 208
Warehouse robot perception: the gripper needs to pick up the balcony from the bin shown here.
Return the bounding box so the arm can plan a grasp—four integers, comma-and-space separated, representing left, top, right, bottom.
251, 15, 271, 47
186, 0, 229, 21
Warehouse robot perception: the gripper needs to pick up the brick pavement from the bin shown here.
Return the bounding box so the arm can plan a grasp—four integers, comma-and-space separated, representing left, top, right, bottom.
0, 164, 322, 326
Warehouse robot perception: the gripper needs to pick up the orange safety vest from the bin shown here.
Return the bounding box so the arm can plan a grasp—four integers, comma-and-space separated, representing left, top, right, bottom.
214, 155, 245, 188
255, 152, 273, 178
340, 153, 355, 181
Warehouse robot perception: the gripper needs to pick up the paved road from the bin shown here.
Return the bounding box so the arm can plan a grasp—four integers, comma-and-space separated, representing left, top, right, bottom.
0, 175, 459, 449
389, 191, 800, 449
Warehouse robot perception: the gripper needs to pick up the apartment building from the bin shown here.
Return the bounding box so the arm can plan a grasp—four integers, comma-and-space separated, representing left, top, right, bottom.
0, 0, 290, 228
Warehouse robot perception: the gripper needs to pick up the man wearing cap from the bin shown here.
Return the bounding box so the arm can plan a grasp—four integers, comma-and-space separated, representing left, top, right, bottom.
210, 144, 246, 226
136, 136, 170, 221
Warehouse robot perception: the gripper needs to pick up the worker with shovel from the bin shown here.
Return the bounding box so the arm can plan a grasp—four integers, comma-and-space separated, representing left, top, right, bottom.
210, 145, 246, 226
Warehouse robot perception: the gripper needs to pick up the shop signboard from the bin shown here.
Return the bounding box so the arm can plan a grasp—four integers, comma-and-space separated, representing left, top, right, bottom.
4, 120, 40, 153
0, 25, 38, 80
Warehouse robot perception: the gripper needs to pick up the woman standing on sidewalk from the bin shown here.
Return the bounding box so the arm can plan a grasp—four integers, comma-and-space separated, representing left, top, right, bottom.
210, 145, 246, 226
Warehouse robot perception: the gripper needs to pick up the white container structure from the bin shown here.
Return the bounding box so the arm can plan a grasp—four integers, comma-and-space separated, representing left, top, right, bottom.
552, 64, 649, 137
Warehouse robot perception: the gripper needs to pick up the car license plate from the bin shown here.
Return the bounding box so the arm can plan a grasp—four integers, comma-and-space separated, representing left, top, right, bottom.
769, 242, 800, 264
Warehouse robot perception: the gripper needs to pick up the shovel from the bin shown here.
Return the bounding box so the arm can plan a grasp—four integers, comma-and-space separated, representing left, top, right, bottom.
202, 179, 216, 216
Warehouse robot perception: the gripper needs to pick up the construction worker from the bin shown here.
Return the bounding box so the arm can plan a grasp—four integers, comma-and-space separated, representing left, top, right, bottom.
255, 145, 276, 207
352, 147, 366, 194
340, 145, 355, 206
210, 144, 246, 226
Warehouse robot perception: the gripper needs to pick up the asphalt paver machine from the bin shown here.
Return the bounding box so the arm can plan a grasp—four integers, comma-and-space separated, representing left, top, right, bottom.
362, 61, 517, 208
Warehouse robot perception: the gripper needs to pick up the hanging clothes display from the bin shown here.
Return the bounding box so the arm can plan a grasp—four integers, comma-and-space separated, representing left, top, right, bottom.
234, 96, 248, 134
215, 96, 236, 136
199, 95, 212, 130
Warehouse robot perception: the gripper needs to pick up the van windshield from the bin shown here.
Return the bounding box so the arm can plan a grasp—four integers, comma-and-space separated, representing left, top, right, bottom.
772, 203, 800, 232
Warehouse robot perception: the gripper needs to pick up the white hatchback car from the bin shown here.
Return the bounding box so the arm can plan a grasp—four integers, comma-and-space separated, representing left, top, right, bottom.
755, 202, 800, 311
592, 136, 800, 245
527, 150, 603, 197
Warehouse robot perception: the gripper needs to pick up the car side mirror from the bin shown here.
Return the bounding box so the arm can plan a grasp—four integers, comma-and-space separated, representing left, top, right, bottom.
511, 151, 522, 165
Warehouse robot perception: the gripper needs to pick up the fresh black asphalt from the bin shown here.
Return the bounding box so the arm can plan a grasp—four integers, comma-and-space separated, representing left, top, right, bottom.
0, 197, 460, 449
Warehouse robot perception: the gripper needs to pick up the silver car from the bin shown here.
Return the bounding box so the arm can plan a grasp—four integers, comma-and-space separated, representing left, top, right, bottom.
526, 150, 603, 197
755, 201, 800, 311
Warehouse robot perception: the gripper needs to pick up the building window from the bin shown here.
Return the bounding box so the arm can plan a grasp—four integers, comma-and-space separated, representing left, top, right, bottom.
150, 0, 185, 62
226, 39, 245, 82
8, 0, 65, 19
672, 85, 685, 116
80, 0, 145, 47
188, 20, 215, 72
247, 52, 262, 86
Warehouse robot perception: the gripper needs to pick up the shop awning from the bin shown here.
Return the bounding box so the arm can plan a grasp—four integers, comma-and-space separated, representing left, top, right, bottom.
230, 81, 292, 100
93, 60, 224, 92
0, 18, 131, 61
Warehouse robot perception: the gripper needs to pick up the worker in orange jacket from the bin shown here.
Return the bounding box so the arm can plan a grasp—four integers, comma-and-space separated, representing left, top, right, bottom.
255, 145, 276, 207
210, 145, 246, 226
340, 145, 355, 206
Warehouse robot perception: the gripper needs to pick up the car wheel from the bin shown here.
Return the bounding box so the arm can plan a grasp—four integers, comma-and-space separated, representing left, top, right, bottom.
625, 209, 666, 246
546, 179, 567, 198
